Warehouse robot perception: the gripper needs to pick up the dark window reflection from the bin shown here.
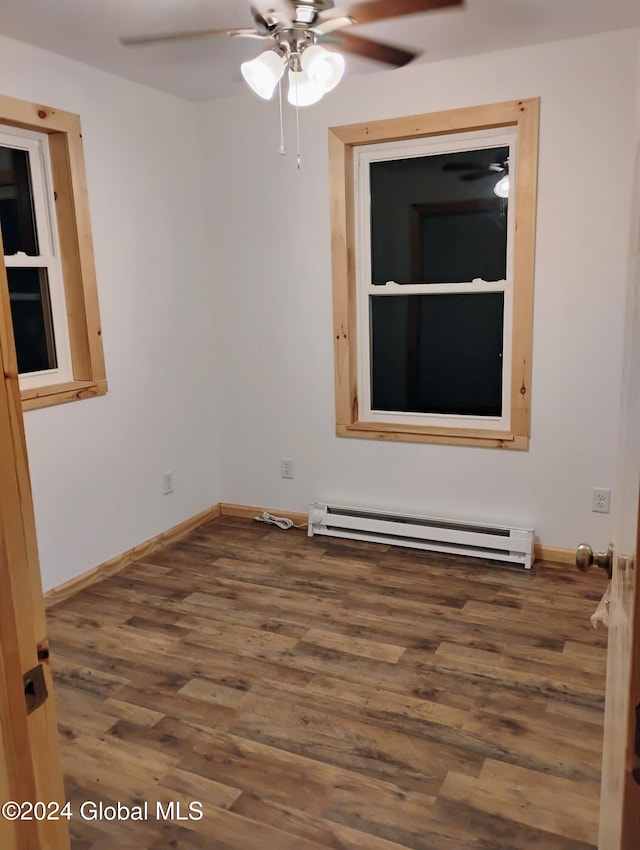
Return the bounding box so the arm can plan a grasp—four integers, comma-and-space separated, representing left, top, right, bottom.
0, 146, 39, 256
370, 147, 508, 284
7, 268, 57, 373
370, 293, 504, 416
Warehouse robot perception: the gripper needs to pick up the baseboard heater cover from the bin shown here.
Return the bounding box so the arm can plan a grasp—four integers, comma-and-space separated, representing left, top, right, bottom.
308, 503, 534, 570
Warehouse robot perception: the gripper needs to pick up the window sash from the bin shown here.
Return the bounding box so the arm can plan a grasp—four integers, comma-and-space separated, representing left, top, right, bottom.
0, 126, 72, 389
355, 128, 517, 431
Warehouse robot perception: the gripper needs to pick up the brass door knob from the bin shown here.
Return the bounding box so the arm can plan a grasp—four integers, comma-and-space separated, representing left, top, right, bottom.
576, 543, 613, 578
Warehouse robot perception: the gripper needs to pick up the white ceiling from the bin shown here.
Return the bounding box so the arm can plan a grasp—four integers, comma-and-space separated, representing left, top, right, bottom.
0, 0, 638, 102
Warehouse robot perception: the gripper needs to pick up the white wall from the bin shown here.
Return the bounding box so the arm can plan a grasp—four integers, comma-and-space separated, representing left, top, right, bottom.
203, 28, 640, 551
0, 35, 222, 590
2, 27, 637, 592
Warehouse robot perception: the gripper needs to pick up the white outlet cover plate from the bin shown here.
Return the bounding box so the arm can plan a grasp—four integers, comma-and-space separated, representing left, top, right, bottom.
592, 488, 611, 513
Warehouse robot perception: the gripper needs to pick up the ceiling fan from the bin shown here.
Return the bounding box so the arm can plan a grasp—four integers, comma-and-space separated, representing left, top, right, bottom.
442, 157, 510, 197
121, 0, 464, 106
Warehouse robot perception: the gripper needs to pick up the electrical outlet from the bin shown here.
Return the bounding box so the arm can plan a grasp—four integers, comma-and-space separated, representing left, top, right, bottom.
162, 471, 174, 495
592, 488, 610, 514
281, 458, 294, 479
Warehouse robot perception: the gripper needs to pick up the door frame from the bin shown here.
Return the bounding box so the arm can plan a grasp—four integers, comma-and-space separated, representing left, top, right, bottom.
0, 242, 69, 850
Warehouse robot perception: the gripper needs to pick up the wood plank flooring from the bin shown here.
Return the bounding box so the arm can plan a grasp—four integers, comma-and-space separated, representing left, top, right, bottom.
45, 516, 609, 850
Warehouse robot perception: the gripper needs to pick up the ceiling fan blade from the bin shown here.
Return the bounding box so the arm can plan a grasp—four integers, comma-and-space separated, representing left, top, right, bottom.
250, 0, 294, 31
120, 28, 259, 46
461, 172, 493, 182
333, 32, 418, 66
323, 0, 463, 26
312, 16, 355, 36
442, 162, 485, 171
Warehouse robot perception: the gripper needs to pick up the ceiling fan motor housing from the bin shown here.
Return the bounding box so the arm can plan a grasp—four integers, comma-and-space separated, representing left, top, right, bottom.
251, 1, 335, 33
293, 0, 336, 23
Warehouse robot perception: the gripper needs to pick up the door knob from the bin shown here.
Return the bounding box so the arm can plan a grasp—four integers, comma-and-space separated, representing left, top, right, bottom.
576, 543, 613, 578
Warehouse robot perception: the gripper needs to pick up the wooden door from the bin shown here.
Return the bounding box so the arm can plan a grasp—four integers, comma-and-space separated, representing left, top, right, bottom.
596, 106, 640, 848
598, 503, 640, 849
0, 256, 69, 847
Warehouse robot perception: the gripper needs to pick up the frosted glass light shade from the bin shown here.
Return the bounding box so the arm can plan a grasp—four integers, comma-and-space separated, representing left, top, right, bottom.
241, 51, 285, 100
287, 69, 324, 107
301, 45, 345, 93
494, 173, 510, 198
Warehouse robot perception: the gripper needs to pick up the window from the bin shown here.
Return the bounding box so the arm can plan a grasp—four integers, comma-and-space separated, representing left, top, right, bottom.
1, 126, 71, 388
329, 99, 539, 449
0, 93, 106, 410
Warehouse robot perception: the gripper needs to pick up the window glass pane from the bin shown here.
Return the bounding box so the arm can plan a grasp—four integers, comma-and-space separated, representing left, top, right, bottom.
7, 268, 57, 374
370, 146, 508, 284
370, 293, 504, 416
0, 146, 39, 256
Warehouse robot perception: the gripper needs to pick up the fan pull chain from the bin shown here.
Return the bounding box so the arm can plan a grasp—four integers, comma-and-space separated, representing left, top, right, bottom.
277, 78, 286, 155
293, 71, 301, 169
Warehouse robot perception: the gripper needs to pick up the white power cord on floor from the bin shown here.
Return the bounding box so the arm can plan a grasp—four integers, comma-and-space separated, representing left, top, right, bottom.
254, 511, 307, 530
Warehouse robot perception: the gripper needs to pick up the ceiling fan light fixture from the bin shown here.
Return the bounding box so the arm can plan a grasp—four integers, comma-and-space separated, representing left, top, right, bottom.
494, 173, 510, 198
301, 44, 345, 93
287, 68, 324, 107
240, 50, 285, 100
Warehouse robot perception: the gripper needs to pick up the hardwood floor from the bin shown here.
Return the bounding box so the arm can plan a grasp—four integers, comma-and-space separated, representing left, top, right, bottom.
46, 516, 609, 850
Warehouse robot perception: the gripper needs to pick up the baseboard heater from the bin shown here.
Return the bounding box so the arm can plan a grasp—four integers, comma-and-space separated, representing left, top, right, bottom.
308, 503, 534, 570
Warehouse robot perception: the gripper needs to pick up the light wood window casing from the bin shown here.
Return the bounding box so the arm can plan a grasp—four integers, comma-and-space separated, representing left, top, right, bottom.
0, 93, 106, 411
329, 99, 539, 449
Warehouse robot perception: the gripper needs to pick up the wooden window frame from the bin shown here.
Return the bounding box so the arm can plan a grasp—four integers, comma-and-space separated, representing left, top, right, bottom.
0, 93, 106, 411
328, 98, 539, 450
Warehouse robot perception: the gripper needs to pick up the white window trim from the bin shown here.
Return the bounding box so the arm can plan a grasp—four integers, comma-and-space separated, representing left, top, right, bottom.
354, 127, 517, 432
0, 124, 72, 390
